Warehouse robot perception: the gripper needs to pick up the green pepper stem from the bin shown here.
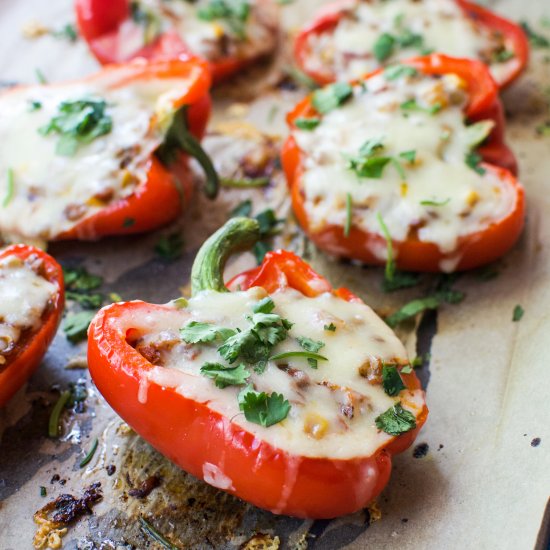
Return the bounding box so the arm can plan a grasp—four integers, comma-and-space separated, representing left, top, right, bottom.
191, 217, 261, 295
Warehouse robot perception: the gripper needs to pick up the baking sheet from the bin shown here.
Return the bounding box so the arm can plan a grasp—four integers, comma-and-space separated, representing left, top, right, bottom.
0, 0, 549, 548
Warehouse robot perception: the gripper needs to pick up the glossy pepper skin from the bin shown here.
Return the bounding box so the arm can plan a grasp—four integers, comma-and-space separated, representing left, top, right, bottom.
282, 55, 525, 273
53, 58, 213, 241
0, 245, 64, 407
75, 0, 275, 84
88, 218, 428, 519
294, 0, 529, 89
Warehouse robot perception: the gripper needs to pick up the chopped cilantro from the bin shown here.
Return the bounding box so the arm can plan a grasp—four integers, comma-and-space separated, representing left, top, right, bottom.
252, 297, 275, 314
155, 233, 184, 261
494, 49, 514, 62
63, 267, 103, 291
377, 213, 395, 282
465, 120, 494, 149
39, 98, 112, 156
200, 362, 250, 388
297, 336, 325, 368
51, 23, 78, 42
294, 117, 321, 130
465, 151, 486, 175
238, 385, 291, 427
35, 68, 48, 84
400, 98, 441, 115
344, 192, 352, 237
373, 33, 396, 61
3, 168, 14, 207
375, 403, 416, 436
324, 323, 336, 332
220, 176, 269, 188
66, 291, 103, 309
123, 217, 135, 227
382, 364, 406, 396
198, 0, 251, 40
385, 296, 440, 328
180, 321, 235, 344
513, 304, 524, 322
28, 100, 42, 111
64, 311, 96, 343
384, 64, 418, 81
269, 350, 327, 365
420, 198, 450, 207
399, 150, 416, 163
520, 21, 550, 48
40, 486, 47, 497
400, 364, 413, 374
312, 82, 353, 114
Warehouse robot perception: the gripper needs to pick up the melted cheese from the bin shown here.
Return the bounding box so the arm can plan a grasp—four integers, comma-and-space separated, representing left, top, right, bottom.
292, 71, 515, 262
130, 287, 425, 460
0, 74, 187, 243
0, 254, 57, 359
126, 0, 278, 63
303, 0, 517, 85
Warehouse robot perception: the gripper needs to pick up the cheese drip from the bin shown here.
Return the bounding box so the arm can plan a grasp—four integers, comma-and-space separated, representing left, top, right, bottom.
131, 287, 424, 459
292, 71, 515, 261
0, 255, 57, 360
302, 0, 517, 85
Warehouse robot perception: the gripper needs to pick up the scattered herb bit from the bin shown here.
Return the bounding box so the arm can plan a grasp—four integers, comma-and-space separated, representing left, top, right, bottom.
465, 151, 486, 175
220, 176, 269, 188
375, 403, 416, 436
373, 33, 396, 61
51, 23, 78, 42
238, 386, 291, 427
494, 49, 514, 62
66, 290, 103, 309
420, 198, 450, 207
384, 64, 418, 80
3, 168, 14, 207
400, 364, 413, 374
267, 104, 279, 123
399, 150, 416, 163
252, 297, 275, 314
294, 117, 321, 130
122, 217, 135, 228
63, 311, 96, 343
40, 486, 47, 497
411, 354, 429, 368
200, 362, 250, 388
48, 390, 71, 437
39, 98, 112, 156
229, 199, 252, 218
312, 82, 353, 114
283, 65, 320, 91
180, 321, 235, 344
297, 336, 325, 368
435, 273, 465, 304
156, 105, 219, 199
520, 21, 550, 48
79, 438, 99, 468
155, 233, 184, 261
170, 297, 188, 309
139, 517, 178, 550
377, 212, 395, 282
109, 292, 123, 303
512, 304, 524, 322
28, 99, 42, 111
382, 364, 406, 396
385, 296, 440, 328
536, 122, 550, 136
63, 266, 103, 291
344, 192, 352, 237
268, 350, 328, 365
400, 98, 441, 115
465, 120, 495, 149
35, 68, 48, 84
197, 0, 251, 40
476, 264, 499, 281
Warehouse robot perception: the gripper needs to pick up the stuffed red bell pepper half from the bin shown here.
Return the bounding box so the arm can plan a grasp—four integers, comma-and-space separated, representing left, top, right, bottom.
294, 0, 528, 89
75, 0, 279, 83
0, 58, 216, 245
88, 217, 428, 518
0, 245, 64, 407
282, 55, 525, 272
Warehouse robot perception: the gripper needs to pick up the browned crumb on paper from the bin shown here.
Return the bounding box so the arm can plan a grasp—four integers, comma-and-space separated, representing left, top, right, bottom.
33, 483, 103, 549
368, 500, 382, 523
241, 533, 281, 550
21, 21, 50, 39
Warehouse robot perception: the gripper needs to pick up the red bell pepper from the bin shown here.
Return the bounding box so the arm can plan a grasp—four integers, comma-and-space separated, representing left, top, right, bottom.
75, 0, 277, 84
0, 245, 64, 407
1, 58, 215, 242
88, 218, 428, 519
282, 55, 525, 272
294, 0, 528, 89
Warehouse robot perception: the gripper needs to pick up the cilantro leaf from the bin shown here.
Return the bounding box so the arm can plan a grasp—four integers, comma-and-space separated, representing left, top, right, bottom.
218, 329, 262, 364
344, 192, 352, 237
294, 117, 321, 130
39, 98, 112, 156
312, 82, 353, 114
513, 304, 524, 322
382, 271, 421, 293
400, 99, 441, 115
384, 64, 418, 81
465, 151, 486, 175
373, 33, 395, 61
197, 0, 250, 40
65, 291, 103, 309
520, 21, 550, 48
297, 336, 325, 368
252, 297, 275, 314
399, 150, 416, 163
269, 350, 328, 364
349, 155, 392, 179
420, 198, 450, 207
238, 386, 291, 427
385, 296, 440, 328
180, 321, 236, 344
324, 323, 336, 332
63, 267, 103, 291
200, 362, 250, 388
64, 311, 96, 343
382, 364, 406, 396
465, 120, 494, 149
155, 233, 183, 261
375, 403, 416, 436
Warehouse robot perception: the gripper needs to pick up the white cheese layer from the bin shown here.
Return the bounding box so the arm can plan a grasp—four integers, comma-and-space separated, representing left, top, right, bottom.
131, 287, 424, 460
292, 71, 514, 261
0, 254, 58, 360
124, 0, 278, 63
0, 74, 186, 243
302, 0, 516, 85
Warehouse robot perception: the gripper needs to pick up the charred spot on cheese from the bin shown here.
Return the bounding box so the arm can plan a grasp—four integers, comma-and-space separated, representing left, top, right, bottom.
0, 254, 58, 366
292, 70, 515, 266
123, 0, 278, 63
301, 0, 518, 86
131, 287, 423, 458
0, 74, 188, 242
